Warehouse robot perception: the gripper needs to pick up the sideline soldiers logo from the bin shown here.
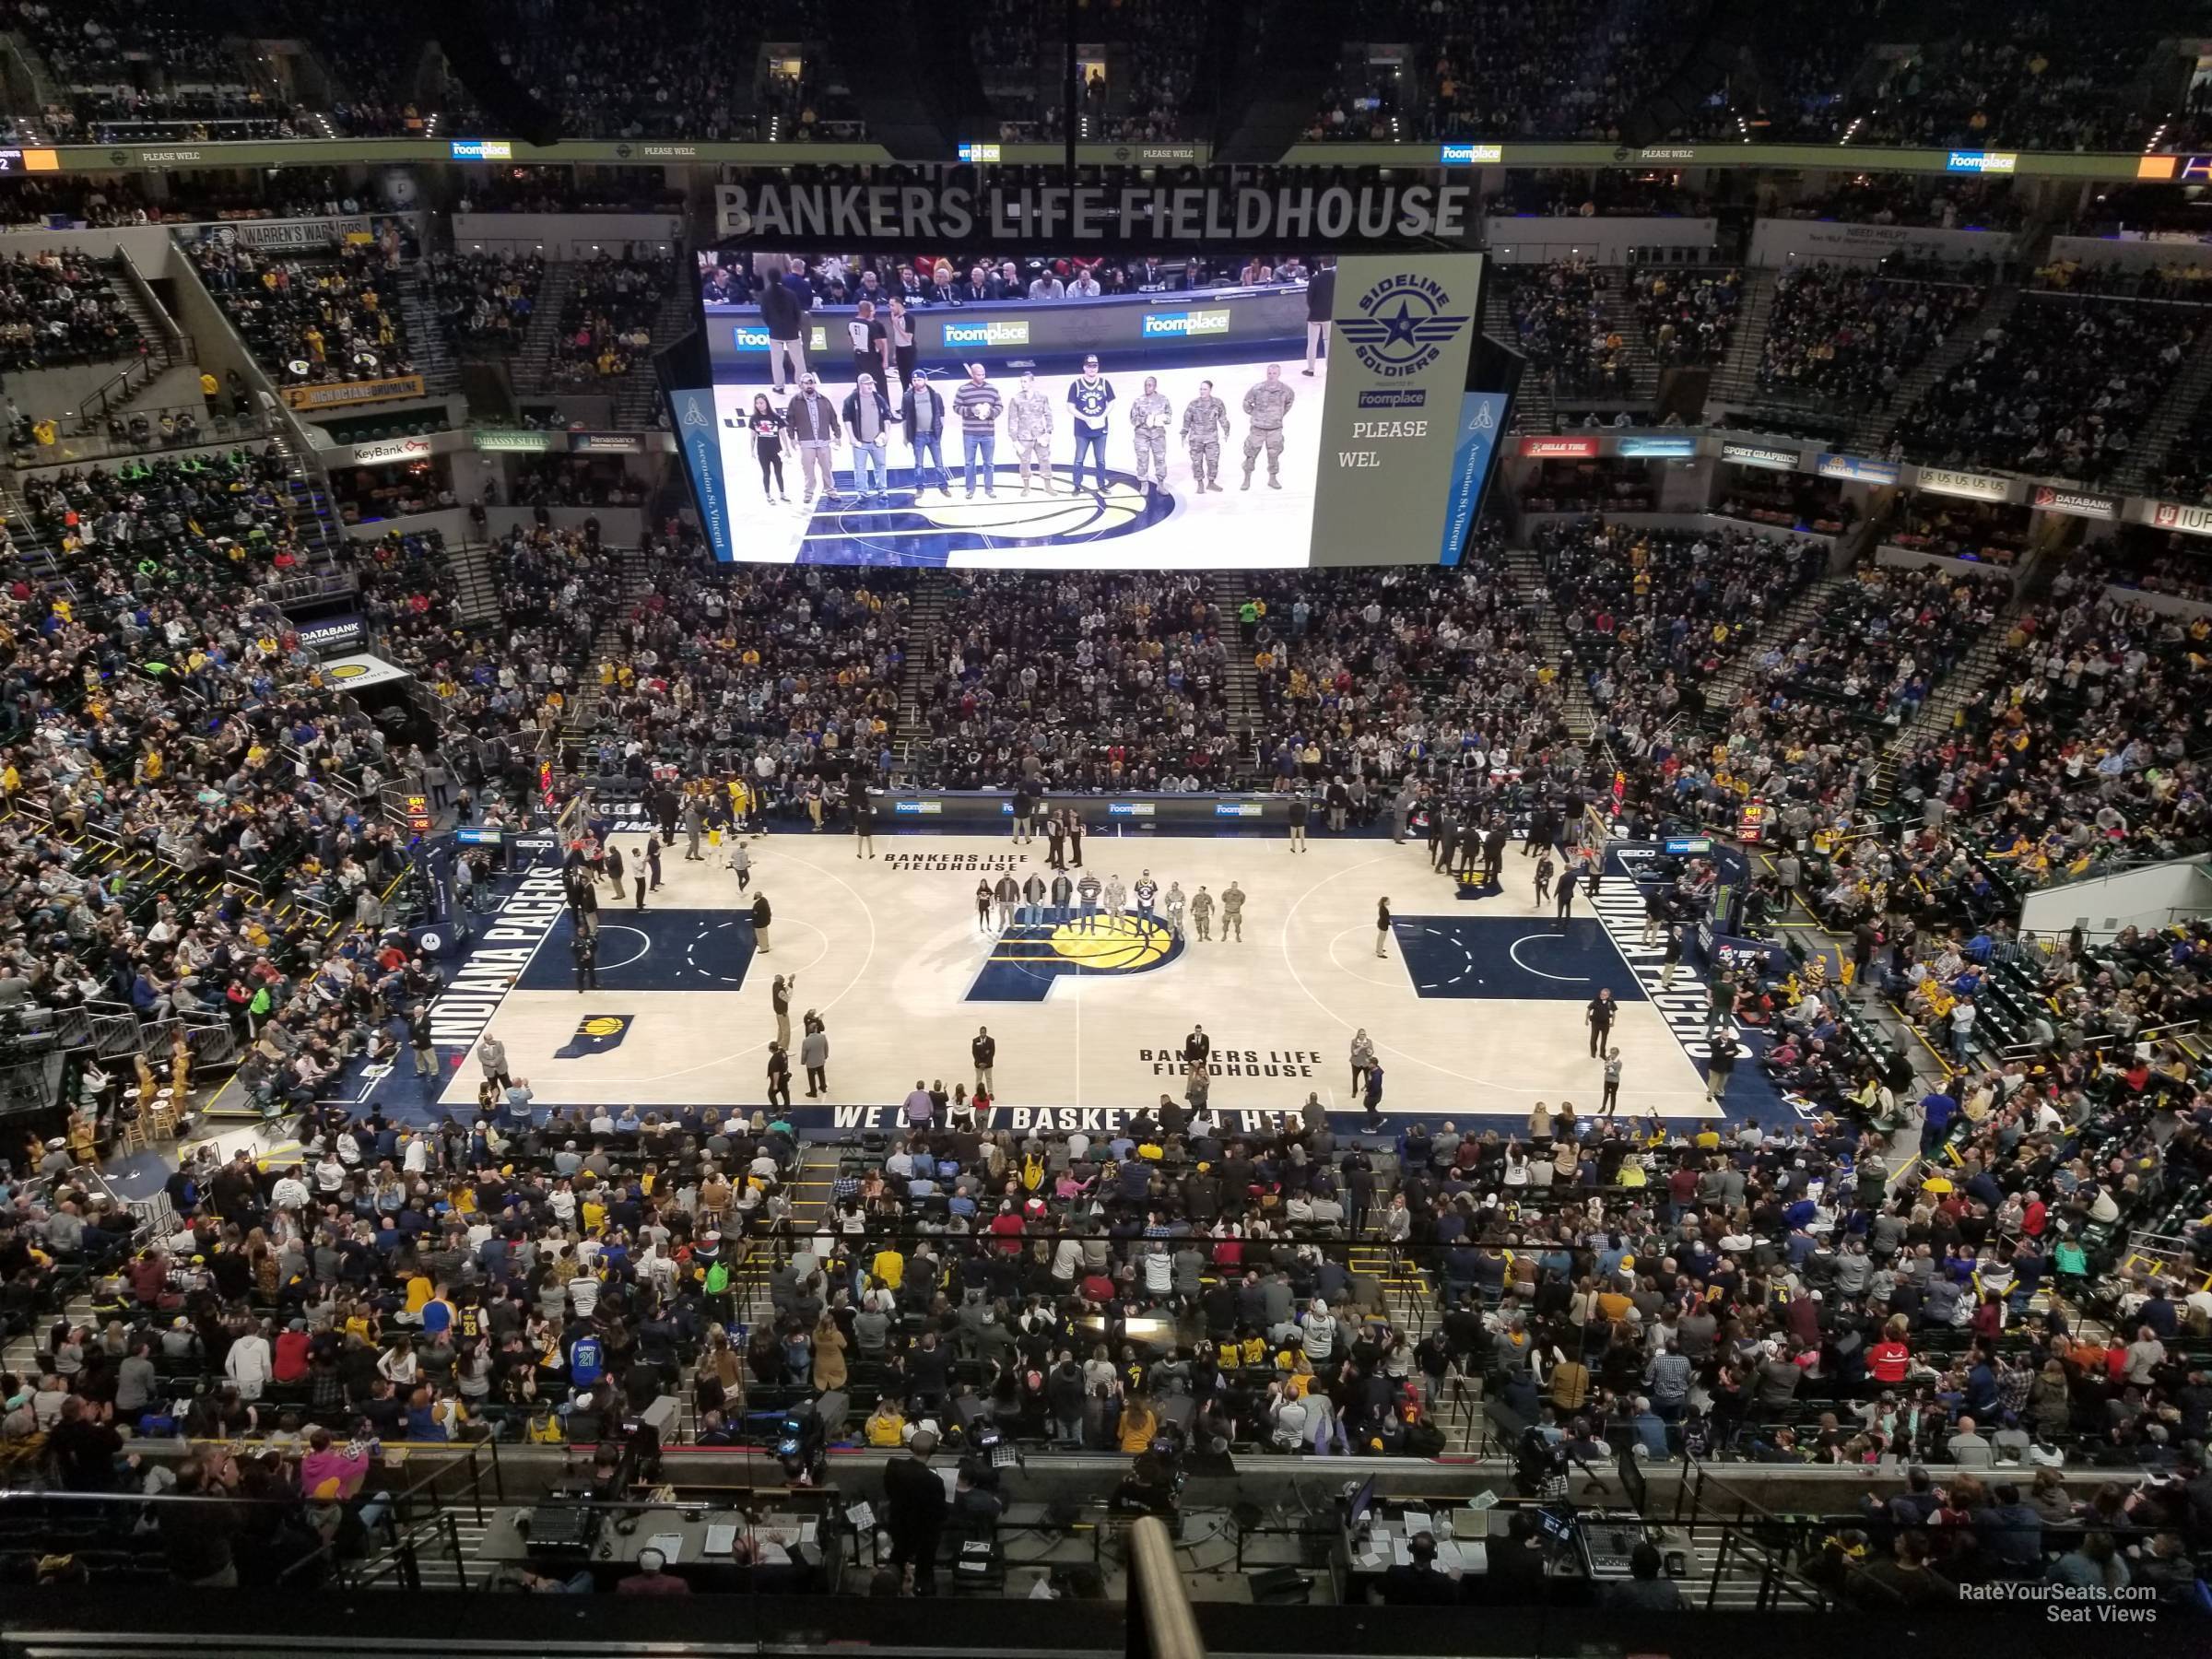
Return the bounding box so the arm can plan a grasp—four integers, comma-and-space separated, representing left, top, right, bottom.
1338, 274, 1468, 380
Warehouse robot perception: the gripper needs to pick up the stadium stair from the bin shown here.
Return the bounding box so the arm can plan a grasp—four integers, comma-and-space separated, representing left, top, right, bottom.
1704, 267, 1776, 410
397, 267, 461, 396
445, 540, 503, 627
2114, 322, 2212, 496
1846, 282, 2018, 454
1505, 545, 1595, 739
1596, 276, 1662, 403
1696, 573, 1847, 717
512, 264, 582, 397
611, 286, 699, 429
890, 571, 953, 769
1206, 572, 1262, 778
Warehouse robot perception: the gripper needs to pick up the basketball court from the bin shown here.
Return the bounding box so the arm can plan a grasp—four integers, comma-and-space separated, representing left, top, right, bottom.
406, 825, 1783, 1134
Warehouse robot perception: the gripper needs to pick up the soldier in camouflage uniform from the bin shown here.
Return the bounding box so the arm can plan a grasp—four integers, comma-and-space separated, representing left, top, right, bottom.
1129, 375, 1172, 490
1241, 363, 1295, 490
1006, 370, 1055, 493
1181, 378, 1230, 492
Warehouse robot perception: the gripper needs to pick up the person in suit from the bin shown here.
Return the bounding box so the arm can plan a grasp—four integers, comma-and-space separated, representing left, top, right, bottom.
883, 1429, 948, 1594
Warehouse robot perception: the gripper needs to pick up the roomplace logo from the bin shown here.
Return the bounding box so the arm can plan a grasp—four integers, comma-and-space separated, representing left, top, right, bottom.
942, 318, 1030, 347
1140, 309, 1231, 339
1339, 274, 1467, 380
732, 324, 830, 353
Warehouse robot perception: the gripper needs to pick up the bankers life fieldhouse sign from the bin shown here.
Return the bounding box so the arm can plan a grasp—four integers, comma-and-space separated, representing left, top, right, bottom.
713, 180, 1479, 247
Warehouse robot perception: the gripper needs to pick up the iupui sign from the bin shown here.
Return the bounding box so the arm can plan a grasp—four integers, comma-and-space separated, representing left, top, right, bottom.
713, 181, 1478, 246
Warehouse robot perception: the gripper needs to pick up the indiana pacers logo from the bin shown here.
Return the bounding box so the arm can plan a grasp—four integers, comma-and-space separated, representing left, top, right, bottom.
969, 911, 1182, 1002
803, 469, 1171, 558
326, 663, 370, 681
556, 1014, 633, 1056
1340, 274, 1468, 380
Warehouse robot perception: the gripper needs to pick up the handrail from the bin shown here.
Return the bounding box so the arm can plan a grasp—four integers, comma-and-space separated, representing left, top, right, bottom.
1125, 1515, 1205, 1659
111, 248, 192, 366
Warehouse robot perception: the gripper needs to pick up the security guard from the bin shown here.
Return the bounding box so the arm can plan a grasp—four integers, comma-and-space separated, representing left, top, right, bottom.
1181, 380, 1230, 492
1240, 363, 1295, 489
571, 927, 599, 993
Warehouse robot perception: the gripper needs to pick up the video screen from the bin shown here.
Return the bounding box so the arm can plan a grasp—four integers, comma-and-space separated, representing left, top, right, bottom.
683, 248, 1501, 570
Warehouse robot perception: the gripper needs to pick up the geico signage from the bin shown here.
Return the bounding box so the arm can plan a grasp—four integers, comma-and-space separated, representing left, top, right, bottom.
941, 318, 1030, 348
1915, 466, 2009, 503
1139, 309, 1231, 339
2152, 500, 2212, 538
731, 324, 830, 353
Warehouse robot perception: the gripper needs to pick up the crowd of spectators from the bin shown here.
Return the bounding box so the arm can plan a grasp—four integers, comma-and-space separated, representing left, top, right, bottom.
1756, 264, 1988, 410
1846, 25, 2182, 154
420, 250, 544, 356
1890, 292, 2204, 482
1629, 268, 1742, 370
480, 0, 756, 140
1245, 531, 1575, 802
542, 251, 674, 391
0, 248, 142, 373
1498, 262, 1630, 397
1538, 519, 1828, 731
20, 446, 324, 594
906, 572, 1231, 793
1740, 562, 2011, 736
193, 237, 415, 391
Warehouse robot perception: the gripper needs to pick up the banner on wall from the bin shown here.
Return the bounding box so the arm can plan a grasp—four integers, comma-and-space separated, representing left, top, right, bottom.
1721, 441, 1800, 472
2030, 484, 2122, 521
1521, 435, 1599, 458
673, 387, 735, 563
1914, 465, 2009, 503
1818, 453, 1900, 485
1617, 434, 1698, 458
283, 375, 428, 410
347, 436, 434, 465
713, 181, 1477, 245
472, 429, 555, 453
2152, 500, 2212, 539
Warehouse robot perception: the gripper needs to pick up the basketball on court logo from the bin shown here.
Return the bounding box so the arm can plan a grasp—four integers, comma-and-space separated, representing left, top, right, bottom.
968, 911, 1182, 1001
1339, 274, 1468, 379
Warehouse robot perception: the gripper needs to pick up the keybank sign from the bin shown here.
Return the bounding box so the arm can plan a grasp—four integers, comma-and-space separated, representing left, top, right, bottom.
1140, 309, 1231, 339
941, 318, 1030, 347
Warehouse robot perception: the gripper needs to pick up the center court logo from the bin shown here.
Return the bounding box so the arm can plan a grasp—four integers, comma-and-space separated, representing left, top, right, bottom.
1140, 309, 1231, 339
968, 912, 1183, 1001
1339, 275, 1468, 380
942, 318, 1030, 348
555, 1014, 633, 1057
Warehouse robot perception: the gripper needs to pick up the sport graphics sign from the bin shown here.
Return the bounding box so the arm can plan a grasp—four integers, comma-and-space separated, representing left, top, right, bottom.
714, 181, 1477, 246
